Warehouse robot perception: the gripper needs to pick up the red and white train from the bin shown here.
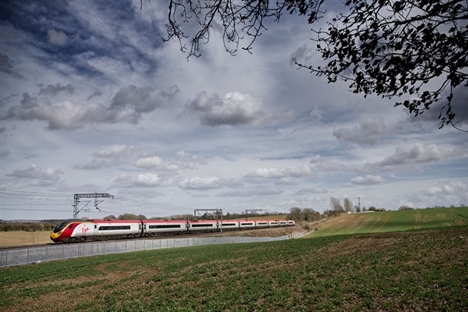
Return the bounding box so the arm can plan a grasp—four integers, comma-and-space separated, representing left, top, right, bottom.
50, 219, 296, 243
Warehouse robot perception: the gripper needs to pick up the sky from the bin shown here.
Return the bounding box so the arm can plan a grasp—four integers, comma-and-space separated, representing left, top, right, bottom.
0, 0, 467, 221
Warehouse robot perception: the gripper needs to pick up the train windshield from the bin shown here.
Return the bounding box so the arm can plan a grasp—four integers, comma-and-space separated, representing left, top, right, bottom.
52, 221, 68, 233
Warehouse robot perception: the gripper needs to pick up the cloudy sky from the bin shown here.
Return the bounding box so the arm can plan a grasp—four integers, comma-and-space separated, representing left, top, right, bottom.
0, 0, 467, 220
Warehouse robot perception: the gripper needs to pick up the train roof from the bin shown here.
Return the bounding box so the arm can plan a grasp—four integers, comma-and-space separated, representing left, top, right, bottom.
91, 219, 142, 223
142, 219, 188, 224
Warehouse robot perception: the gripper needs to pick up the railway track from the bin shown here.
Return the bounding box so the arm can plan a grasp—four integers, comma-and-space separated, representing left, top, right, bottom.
0, 228, 261, 252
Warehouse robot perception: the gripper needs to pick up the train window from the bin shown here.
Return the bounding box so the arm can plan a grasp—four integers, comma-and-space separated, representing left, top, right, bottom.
191, 224, 214, 227
52, 222, 67, 233
221, 223, 236, 226
149, 224, 181, 229
241, 223, 254, 226
98, 226, 131, 231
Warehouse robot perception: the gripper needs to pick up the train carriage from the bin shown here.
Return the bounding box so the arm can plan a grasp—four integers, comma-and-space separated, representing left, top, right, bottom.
92, 219, 142, 240
238, 220, 256, 229
187, 220, 219, 233
50, 217, 296, 243
143, 220, 188, 235
219, 220, 240, 231
255, 220, 269, 228
268, 220, 279, 227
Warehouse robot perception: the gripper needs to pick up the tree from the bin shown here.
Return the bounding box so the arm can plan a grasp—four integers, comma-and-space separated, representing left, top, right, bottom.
287, 207, 302, 221
330, 197, 344, 212
302, 208, 321, 221
118, 213, 147, 220
160, 0, 468, 130
343, 197, 353, 212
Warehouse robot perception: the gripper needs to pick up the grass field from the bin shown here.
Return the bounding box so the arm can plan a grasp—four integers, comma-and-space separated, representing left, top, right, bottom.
308, 207, 468, 237
1, 209, 467, 311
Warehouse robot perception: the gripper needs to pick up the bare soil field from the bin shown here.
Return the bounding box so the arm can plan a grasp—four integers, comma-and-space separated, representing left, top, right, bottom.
1, 227, 466, 311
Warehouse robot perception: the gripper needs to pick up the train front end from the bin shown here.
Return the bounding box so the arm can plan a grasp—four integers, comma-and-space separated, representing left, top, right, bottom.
50, 220, 79, 243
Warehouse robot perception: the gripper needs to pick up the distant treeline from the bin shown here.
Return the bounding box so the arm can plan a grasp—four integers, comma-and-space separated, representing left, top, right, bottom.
102, 212, 287, 221
1, 205, 464, 232
0, 222, 56, 232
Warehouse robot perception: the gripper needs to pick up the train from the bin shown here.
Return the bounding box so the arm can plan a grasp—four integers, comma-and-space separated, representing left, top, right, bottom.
50, 218, 296, 243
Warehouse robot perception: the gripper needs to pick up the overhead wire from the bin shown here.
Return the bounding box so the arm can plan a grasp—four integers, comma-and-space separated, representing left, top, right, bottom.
0, 190, 194, 218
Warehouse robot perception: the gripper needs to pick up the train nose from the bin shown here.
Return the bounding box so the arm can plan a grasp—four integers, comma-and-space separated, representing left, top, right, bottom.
50, 231, 61, 241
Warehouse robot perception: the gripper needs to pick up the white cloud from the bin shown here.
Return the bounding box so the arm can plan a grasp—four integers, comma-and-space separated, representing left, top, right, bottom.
111, 85, 179, 113
136, 156, 164, 168
179, 176, 232, 190
425, 181, 467, 197
333, 118, 386, 145
135, 151, 206, 170
293, 188, 328, 195
75, 145, 135, 170
377, 143, 452, 167
405, 181, 468, 207
3, 86, 179, 130
93, 145, 134, 159
180, 91, 265, 127
350, 175, 384, 186
136, 156, 179, 171
47, 29, 69, 46
7, 164, 62, 181
217, 187, 284, 197
114, 173, 174, 188
38, 83, 74, 96
309, 155, 323, 164
6, 164, 63, 187
246, 164, 313, 180
74, 159, 109, 170
314, 161, 347, 172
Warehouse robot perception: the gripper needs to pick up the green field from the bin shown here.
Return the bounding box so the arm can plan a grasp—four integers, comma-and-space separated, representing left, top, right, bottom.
0, 208, 467, 311
308, 207, 468, 237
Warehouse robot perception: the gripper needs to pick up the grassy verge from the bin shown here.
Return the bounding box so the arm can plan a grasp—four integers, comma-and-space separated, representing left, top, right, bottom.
1, 226, 467, 311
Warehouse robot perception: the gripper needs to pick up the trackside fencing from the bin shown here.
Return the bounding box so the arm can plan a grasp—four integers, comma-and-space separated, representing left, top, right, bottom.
0, 235, 301, 268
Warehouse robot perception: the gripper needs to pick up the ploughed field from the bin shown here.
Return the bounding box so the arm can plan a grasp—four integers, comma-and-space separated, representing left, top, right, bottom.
0, 226, 467, 311
0, 208, 467, 311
